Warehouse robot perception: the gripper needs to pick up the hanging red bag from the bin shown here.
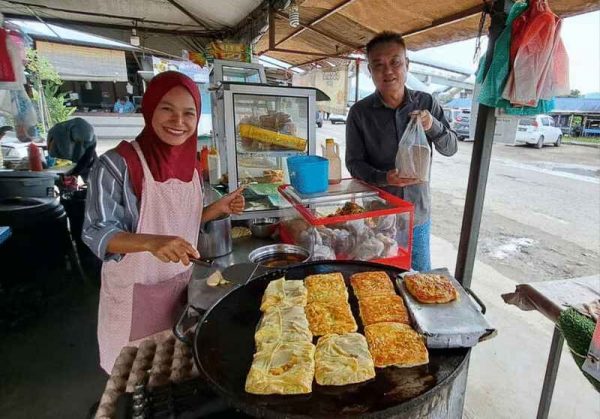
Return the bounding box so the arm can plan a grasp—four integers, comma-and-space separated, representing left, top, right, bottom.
0, 29, 16, 82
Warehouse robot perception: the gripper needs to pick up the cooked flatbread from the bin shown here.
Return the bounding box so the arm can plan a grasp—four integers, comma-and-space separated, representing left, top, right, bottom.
358, 294, 410, 326
364, 322, 428, 368
305, 301, 357, 336
350, 271, 396, 299
260, 278, 307, 312
245, 341, 315, 395
305, 272, 348, 303
404, 273, 459, 304
254, 306, 312, 351
314, 333, 376, 386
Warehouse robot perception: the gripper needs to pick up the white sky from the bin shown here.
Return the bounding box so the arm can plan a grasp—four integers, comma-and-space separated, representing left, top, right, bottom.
411, 10, 600, 94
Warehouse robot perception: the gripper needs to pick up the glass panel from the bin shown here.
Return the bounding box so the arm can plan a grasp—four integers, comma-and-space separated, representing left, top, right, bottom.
541, 118, 550, 126
232, 93, 309, 212
222, 66, 261, 83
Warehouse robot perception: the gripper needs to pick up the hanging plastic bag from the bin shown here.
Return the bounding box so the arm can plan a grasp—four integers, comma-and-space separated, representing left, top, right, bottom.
395, 116, 431, 182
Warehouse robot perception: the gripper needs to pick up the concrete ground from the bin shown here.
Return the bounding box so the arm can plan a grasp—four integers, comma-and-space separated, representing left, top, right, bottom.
0, 234, 597, 418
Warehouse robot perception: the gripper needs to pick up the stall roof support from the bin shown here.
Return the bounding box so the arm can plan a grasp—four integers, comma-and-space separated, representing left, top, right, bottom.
454, 0, 507, 288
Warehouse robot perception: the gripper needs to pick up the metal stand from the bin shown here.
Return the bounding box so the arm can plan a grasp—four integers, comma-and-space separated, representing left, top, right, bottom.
536, 327, 564, 419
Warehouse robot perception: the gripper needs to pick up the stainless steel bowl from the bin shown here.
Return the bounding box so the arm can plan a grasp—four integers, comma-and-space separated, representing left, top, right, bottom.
248, 217, 279, 239
248, 244, 310, 268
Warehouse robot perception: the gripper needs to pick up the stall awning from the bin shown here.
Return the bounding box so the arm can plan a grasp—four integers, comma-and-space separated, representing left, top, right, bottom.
36, 41, 128, 82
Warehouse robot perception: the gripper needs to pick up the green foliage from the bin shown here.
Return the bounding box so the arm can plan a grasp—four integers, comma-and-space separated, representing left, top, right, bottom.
25, 49, 61, 86
44, 84, 76, 126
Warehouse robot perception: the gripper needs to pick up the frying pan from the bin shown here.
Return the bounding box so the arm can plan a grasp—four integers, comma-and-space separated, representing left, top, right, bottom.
184, 260, 469, 418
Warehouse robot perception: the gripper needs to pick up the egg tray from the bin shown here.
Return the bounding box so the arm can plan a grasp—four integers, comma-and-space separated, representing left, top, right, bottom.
95, 333, 199, 419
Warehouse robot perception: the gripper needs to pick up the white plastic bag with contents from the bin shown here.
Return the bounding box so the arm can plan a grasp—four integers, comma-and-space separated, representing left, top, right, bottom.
395, 116, 431, 182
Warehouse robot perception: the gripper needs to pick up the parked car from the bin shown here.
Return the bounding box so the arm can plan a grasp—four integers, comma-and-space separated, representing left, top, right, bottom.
329, 113, 347, 124
515, 115, 562, 148
316, 111, 323, 128
443, 108, 471, 140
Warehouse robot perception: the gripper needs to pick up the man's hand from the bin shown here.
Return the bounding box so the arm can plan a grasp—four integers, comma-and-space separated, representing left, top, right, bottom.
410, 110, 434, 131
386, 169, 422, 187
145, 235, 200, 265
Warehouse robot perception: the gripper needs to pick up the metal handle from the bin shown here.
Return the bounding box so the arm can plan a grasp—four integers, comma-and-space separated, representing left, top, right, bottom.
464, 287, 486, 314
173, 304, 205, 345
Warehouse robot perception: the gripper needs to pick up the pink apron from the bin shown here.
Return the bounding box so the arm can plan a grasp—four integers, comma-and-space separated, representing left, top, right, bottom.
98, 141, 202, 372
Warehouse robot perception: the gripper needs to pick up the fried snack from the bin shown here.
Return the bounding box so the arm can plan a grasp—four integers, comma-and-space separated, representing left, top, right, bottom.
350, 271, 396, 299
403, 273, 459, 304
254, 306, 312, 351
364, 322, 428, 368
260, 278, 307, 312
305, 301, 357, 336
245, 341, 315, 395
314, 333, 376, 386
358, 294, 410, 326
305, 272, 348, 303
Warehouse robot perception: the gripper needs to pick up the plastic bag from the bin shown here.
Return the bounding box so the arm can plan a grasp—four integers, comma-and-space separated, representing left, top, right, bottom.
395, 116, 431, 182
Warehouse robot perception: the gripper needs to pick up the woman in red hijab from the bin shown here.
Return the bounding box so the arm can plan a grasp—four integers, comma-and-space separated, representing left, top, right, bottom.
83, 71, 244, 372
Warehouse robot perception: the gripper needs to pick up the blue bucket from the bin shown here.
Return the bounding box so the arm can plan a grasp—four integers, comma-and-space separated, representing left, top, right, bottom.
287, 155, 328, 194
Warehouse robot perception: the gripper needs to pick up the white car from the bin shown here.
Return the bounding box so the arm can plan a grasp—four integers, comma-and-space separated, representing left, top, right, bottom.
515, 115, 562, 148
329, 114, 347, 124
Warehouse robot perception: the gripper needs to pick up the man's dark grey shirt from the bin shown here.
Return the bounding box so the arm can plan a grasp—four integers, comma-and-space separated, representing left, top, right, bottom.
345, 89, 458, 225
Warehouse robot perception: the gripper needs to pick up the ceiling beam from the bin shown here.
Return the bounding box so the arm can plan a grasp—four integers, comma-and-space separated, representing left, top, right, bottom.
274, 10, 361, 51
259, 0, 359, 54
403, 5, 484, 38
3, 13, 223, 37
164, 0, 214, 31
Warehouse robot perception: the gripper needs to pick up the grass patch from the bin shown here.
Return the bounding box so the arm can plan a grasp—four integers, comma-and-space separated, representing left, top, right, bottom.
563, 136, 600, 145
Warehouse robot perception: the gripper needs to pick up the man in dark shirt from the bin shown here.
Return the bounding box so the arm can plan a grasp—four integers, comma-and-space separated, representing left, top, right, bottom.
346, 31, 458, 271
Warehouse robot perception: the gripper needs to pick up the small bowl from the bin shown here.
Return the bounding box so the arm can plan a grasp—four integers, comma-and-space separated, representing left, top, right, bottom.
248, 244, 310, 268
248, 218, 279, 239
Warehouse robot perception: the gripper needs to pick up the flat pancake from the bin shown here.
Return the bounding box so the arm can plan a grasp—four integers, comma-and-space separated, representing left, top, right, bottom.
364, 322, 429, 368
358, 294, 410, 326
254, 306, 312, 351
260, 278, 307, 312
305, 272, 348, 303
305, 301, 358, 336
314, 333, 376, 386
350, 271, 396, 299
404, 273, 459, 304
245, 341, 315, 395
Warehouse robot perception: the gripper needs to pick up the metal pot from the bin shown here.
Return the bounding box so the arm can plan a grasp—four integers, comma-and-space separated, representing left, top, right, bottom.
197, 215, 232, 259
248, 243, 310, 268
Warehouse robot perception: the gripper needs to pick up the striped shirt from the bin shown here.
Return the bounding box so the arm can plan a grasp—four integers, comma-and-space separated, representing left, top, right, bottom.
82, 149, 141, 261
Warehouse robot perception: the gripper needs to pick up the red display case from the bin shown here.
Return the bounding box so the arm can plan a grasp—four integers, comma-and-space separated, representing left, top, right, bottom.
278, 179, 414, 269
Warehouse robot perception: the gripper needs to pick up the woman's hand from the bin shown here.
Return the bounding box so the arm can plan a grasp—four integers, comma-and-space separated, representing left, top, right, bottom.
410, 110, 434, 131
214, 186, 246, 215
145, 235, 200, 265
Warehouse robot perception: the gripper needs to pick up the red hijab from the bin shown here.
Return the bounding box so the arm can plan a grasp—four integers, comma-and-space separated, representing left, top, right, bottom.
116, 71, 201, 200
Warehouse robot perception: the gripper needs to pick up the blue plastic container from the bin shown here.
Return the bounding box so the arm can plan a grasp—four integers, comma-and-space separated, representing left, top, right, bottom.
286, 155, 328, 194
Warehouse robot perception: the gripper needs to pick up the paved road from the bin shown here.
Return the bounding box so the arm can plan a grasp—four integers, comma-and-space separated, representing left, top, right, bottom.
97, 120, 600, 282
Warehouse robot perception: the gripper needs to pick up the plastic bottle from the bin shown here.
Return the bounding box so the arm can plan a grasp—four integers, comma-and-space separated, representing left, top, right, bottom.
199, 145, 209, 181
207, 146, 221, 185
28, 142, 43, 172
321, 138, 341, 184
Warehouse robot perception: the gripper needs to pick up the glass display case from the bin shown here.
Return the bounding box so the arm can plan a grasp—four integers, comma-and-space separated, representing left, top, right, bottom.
219, 82, 319, 220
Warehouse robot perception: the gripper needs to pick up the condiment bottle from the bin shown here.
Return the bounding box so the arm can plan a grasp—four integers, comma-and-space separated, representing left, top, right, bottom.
322, 138, 341, 184
207, 146, 221, 185
28, 142, 43, 171
199, 145, 209, 181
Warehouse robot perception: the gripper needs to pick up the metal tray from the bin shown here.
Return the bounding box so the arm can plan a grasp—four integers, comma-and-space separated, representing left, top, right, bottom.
396, 268, 497, 349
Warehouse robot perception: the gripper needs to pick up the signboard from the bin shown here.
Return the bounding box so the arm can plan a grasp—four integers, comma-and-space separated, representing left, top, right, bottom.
294, 64, 349, 115
151, 56, 211, 83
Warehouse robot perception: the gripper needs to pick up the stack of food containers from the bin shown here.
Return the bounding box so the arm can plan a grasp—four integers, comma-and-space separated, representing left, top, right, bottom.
278, 179, 414, 269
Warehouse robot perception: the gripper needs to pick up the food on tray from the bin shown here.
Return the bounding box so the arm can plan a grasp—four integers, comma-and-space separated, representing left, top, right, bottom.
305, 301, 357, 336
329, 201, 365, 217
239, 123, 307, 151
263, 169, 284, 183
364, 322, 429, 368
305, 272, 348, 303
403, 273, 459, 304
231, 226, 252, 239
245, 341, 315, 395
314, 333, 376, 386
358, 294, 410, 326
254, 306, 312, 350
350, 271, 396, 299
260, 278, 307, 312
